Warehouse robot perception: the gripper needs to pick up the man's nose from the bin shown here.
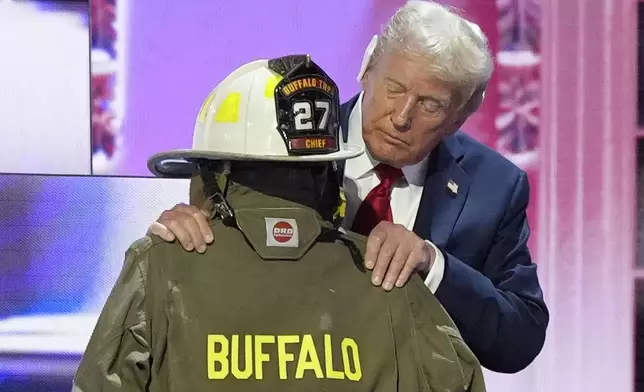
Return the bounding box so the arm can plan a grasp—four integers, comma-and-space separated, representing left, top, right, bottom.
391, 95, 415, 130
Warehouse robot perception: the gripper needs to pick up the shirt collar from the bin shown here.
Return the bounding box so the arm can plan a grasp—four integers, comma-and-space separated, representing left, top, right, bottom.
344, 92, 430, 187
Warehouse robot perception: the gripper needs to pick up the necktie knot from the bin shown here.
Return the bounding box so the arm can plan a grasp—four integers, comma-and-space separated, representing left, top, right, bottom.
350, 164, 403, 236
375, 164, 404, 188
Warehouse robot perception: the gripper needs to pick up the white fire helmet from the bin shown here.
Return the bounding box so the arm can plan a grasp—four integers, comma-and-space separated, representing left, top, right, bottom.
148, 55, 364, 178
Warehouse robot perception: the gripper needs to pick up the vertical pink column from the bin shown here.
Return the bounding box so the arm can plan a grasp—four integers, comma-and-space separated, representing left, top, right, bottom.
536, 0, 636, 391
91, 0, 127, 175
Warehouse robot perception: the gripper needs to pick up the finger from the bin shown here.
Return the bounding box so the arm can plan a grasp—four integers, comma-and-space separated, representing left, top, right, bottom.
161, 213, 196, 252
181, 214, 210, 253
192, 208, 214, 244
371, 236, 398, 287
364, 223, 388, 269
148, 222, 175, 242
382, 244, 409, 291
173, 203, 199, 217
395, 243, 426, 287
175, 204, 214, 244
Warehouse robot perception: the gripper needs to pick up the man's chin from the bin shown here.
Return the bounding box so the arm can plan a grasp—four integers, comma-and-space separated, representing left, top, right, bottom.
367, 143, 405, 167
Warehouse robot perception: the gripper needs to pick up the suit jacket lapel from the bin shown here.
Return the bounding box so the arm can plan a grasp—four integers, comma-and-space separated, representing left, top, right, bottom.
413, 135, 470, 248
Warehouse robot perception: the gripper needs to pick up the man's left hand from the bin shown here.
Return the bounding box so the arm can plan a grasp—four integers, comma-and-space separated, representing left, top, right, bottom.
364, 221, 435, 291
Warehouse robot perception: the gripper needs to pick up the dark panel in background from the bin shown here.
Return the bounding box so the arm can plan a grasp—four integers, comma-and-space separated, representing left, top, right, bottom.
637, 138, 644, 267
636, 279, 644, 392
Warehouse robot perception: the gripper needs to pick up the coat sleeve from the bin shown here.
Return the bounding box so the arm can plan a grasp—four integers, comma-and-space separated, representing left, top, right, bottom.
401, 279, 488, 392
434, 171, 549, 373
72, 238, 153, 392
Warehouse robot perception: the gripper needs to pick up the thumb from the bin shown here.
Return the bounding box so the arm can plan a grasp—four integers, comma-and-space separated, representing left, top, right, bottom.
148, 222, 175, 242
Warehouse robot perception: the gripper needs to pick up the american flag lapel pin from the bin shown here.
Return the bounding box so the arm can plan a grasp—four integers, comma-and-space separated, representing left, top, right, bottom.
447, 179, 459, 195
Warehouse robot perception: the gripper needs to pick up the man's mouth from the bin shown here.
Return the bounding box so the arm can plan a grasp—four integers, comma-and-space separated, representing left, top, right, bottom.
380, 131, 408, 146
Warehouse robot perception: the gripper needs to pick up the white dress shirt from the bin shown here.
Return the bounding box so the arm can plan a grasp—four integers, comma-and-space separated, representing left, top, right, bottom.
340, 93, 445, 293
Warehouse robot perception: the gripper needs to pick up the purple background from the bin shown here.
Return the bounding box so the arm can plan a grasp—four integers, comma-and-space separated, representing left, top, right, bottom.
115, 0, 406, 176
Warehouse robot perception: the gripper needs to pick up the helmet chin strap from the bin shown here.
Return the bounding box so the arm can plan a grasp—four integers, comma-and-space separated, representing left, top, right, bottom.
199, 162, 234, 221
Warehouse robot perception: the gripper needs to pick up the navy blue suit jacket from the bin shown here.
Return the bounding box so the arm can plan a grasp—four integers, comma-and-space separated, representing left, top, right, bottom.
339, 95, 548, 373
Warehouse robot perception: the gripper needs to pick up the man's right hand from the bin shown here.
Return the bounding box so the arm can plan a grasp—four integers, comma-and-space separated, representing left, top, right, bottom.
147, 203, 213, 253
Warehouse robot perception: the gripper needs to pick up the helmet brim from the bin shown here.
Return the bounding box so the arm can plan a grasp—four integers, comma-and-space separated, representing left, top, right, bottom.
147, 143, 364, 178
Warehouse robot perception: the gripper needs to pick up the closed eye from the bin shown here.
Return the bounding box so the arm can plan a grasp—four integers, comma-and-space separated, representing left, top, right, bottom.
384, 78, 407, 94
386, 83, 405, 94
421, 100, 442, 113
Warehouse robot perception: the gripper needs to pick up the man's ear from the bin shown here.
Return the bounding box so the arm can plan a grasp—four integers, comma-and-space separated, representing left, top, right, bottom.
453, 114, 469, 130
443, 112, 470, 136
445, 86, 486, 134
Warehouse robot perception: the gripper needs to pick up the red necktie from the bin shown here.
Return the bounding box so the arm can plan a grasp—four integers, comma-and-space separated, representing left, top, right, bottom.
351, 164, 404, 236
